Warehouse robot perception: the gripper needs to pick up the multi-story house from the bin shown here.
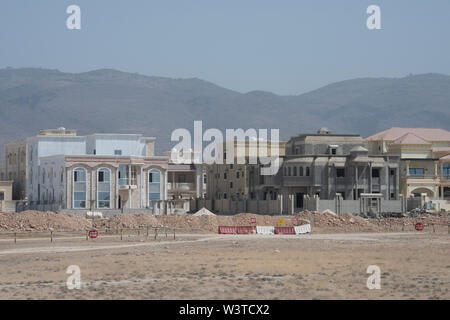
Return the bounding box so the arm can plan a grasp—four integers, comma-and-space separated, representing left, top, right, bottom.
366, 127, 450, 199
262, 128, 400, 211
0, 128, 176, 212
205, 139, 286, 202
165, 151, 206, 213
2, 139, 27, 199
200, 129, 400, 214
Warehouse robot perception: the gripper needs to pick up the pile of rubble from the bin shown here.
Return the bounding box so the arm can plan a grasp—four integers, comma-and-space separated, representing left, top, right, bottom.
95, 213, 159, 230
0, 210, 91, 232
296, 209, 448, 231
0, 209, 447, 233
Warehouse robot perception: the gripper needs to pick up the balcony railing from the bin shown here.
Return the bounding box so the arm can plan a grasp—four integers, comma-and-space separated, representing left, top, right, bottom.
118, 178, 137, 186
406, 174, 438, 180
167, 182, 195, 191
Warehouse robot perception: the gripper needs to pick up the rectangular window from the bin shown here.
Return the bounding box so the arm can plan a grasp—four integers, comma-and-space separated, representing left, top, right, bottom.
372, 168, 380, 178
203, 174, 207, 184
409, 168, 425, 175
236, 172, 240, 179
331, 148, 337, 155
336, 168, 345, 177
114, 150, 122, 155
223, 172, 227, 180
230, 182, 233, 188
390, 169, 395, 176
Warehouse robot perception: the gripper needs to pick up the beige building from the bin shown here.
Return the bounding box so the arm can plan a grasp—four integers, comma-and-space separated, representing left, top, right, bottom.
0, 180, 14, 212
39, 154, 169, 211
2, 139, 27, 199
165, 151, 206, 213
206, 139, 286, 201
366, 127, 450, 199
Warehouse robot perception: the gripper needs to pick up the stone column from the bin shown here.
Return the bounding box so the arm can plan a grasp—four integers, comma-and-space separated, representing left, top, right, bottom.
66, 168, 71, 209
115, 167, 119, 209
434, 161, 439, 177
164, 170, 168, 200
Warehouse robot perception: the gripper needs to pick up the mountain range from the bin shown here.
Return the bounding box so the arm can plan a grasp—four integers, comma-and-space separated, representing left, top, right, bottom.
1, 68, 449, 157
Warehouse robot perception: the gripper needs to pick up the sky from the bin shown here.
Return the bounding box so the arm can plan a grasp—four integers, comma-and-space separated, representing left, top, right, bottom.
0, 0, 449, 95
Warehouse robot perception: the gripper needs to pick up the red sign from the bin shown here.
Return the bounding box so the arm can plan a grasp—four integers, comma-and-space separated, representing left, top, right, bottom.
250, 217, 256, 224
415, 222, 424, 231
292, 217, 298, 225
88, 229, 98, 238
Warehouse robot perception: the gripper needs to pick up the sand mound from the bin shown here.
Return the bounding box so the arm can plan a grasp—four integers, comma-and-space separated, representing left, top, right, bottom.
0, 210, 91, 231
193, 208, 216, 216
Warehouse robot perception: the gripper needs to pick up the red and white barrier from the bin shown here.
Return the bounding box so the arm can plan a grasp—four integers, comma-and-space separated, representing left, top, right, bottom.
218, 224, 311, 235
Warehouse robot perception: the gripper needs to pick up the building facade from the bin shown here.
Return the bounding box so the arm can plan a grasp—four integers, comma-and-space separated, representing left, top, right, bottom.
204, 129, 401, 214
265, 129, 400, 211
2, 139, 27, 199
39, 154, 168, 210
366, 127, 450, 199
205, 139, 286, 202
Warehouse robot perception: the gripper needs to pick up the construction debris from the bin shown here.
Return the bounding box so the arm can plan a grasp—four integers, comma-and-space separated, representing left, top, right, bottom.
193, 208, 216, 216
0, 210, 448, 233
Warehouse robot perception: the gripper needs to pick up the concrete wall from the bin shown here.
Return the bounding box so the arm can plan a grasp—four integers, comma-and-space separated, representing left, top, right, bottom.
86, 135, 146, 156
190, 197, 286, 215
304, 195, 405, 214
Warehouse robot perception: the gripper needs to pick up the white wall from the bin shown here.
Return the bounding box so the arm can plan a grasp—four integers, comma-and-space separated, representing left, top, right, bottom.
86, 135, 146, 156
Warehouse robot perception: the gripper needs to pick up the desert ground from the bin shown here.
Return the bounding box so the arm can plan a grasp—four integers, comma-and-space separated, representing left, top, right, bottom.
0, 230, 448, 300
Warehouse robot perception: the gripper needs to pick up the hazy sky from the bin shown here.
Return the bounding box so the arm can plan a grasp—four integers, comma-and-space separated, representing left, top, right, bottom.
1, 0, 449, 95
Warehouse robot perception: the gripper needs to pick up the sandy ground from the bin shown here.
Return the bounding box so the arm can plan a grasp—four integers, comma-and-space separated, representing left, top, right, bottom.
0, 231, 448, 300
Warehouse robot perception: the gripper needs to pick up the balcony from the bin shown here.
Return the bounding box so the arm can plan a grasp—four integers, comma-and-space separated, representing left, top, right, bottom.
167, 182, 195, 191
118, 178, 137, 188
282, 176, 312, 187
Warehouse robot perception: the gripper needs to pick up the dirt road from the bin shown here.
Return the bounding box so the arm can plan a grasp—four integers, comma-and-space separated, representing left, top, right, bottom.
0, 231, 448, 299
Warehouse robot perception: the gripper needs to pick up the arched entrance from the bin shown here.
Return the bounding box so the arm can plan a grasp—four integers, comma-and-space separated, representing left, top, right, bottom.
410, 187, 434, 198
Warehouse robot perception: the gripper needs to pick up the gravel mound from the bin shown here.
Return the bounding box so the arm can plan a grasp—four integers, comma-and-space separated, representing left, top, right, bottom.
0, 210, 91, 232
1, 210, 447, 233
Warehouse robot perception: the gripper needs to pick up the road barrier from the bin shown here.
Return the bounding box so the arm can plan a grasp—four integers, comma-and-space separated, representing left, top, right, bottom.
294, 224, 311, 234
274, 226, 295, 235
218, 226, 257, 234
256, 226, 275, 235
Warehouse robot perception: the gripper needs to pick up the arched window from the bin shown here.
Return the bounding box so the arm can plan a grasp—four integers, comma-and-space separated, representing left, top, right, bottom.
288, 167, 291, 176
293, 167, 297, 176
97, 167, 111, 208
148, 169, 161, 208
444, 163, 450, 175
73, 167, 86, 208
299, 167, 304, 176
306, 167, 310, 177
